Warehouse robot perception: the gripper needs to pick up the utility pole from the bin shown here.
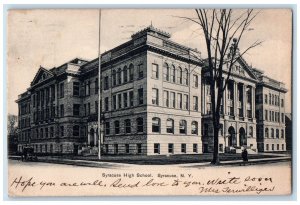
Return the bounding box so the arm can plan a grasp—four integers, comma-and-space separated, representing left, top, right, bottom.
98, 9, 102, 160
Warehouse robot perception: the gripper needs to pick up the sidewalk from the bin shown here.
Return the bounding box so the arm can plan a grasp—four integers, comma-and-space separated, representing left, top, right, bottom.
9, 153, 291, 168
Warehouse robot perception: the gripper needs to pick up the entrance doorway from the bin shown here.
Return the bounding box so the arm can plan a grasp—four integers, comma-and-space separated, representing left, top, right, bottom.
239, 127, 247, 146
228, 126, 236, 147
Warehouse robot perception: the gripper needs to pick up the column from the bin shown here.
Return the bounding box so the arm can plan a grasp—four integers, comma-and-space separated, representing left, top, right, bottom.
224, 81, 227, 116
243, 84, 247, 118
233, 82, 237, 117
252, 86, 255, 119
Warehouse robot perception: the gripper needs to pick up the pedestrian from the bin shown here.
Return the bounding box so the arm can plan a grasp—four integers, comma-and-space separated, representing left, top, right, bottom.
241, 148, 248, 165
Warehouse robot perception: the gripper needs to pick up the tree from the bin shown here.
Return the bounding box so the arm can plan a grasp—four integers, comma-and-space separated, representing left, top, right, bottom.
181, 9, 262, 164
7, 114, 18, 135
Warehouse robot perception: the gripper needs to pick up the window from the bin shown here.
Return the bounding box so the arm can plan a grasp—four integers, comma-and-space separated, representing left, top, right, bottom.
60, 104, 64, 117
249, 126, 253, 137
95, 78, 99, 94
171, 65, 176, 83
87, 103, 90, 115
138, 64, 143, 78
281, 113, 284, 123
166, 119, 174, 134
85, 81, 90, 96
50, 127, 54, 138
105, 122, 110, 135
104, 76, 109, 90
129, 91, 134, 107
60, 126, 64, 137
73, 104, 80, 116
277, 144, 279, 150
129, 64, 134, 81
281, 99, 284, 107
181, 144, 186, 153
183, 94, 188, 110
269, 93, 271, 104
281, 129, 284, 138
112, 95, 117, 110
178, 67, 183, 84
152, 64, 159, 79
179, 120, 187, 134
170, 92, 175, 108
154, 143, 160, 154
282, 144, 285, 150
152, 117, 160, 133
266, 144, 269, 151
118, 93, 122, 109
193, 144, 198, 153
137, 118, 143, 133
265, 128, 269, 138
191, 121, 198, 135
272, 94, 274, 105
265, 110, 268, 121
123, 66, 128, 83
125, 144, 130, 153
265, 94, 268, 104
73, 125, 80, 137
117, 68, 122, 85
184, 69, 188, 85
114, 121, 120, 134
123, 93, 128, 108
271, 128, 274, 138
219, 144, 224, 152
73, 82, 80, 96
114, 144, 119, 154
163, 63, 169, 81
276, 129, 279, 138
163, 91, 169, 107
193, 96, 198, 111
45, 128, 48, 138
125, 119, 131, 133
59, 83, 64, 98
178, 93, 182, 109
168, 144, 174, 154
152, 88, 159, 105
112, 70, 117, 86
137, 144, 142, 154
272, 144, 274, 151
104, 97, 109, 111
193, 74, 198, 87
138, 88, 143, 105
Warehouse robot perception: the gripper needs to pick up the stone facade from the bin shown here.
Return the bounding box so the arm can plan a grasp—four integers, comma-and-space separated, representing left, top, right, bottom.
16, 26, 288, 155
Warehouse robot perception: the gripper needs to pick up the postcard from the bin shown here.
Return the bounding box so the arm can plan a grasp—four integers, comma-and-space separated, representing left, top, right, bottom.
6, 8, 292, 196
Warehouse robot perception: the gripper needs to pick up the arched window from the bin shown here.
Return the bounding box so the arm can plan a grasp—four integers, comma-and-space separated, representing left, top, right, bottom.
117, 68, 122, 85
125, 119, 131, 133
112, 70, 116, 86
136, 118, 144, 133
271, 128, 274, 138
171, 65, 176, 83
166, 119, 174, 134
265, 128, 269, 138
276, 129, 279, 138
281, 129, 284, 138
114, 121, 120, 134
73, 125, 80, 137
179, 120, 187, 134
40, 128, 43, 138
129, 64, 134, 81
178, 67, 183, 84
249, 126, 253, 137
191, 121, 198, 135
123, 66, 128, 83
163, 63, 169, 81
183, 68, 189, 85
152, 117, 160, 133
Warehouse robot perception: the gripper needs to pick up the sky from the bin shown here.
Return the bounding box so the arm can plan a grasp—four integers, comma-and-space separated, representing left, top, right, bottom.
7, 9, 292, 115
